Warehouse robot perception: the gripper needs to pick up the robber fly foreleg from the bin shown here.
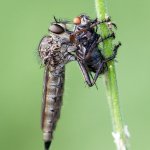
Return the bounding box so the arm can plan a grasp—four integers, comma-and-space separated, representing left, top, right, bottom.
85, 32, 115, 60
77, 60, 95, 87
97, 32, 115, 43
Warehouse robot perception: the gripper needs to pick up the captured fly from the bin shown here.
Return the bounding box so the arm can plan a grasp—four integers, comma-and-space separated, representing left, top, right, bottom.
70, 14, 121, 86
38, 17, 77, 150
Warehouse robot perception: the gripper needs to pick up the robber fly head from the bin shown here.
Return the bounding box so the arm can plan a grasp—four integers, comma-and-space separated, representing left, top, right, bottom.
48, 16, 72, 35
73, 14, 90, 26
48, 16, 66, 34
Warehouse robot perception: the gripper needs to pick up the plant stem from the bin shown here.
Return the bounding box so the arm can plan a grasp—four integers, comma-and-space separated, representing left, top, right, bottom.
95, 0, 130, 149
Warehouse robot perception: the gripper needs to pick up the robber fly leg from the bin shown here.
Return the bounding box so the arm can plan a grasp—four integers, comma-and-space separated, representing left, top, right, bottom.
98, 16, 117, 29
84, 32, 111, 61
92, 61, 106, 84
107, 22, 117, 30
98, 32, 115, 43
77, 60, 95, 87
99, 16, 111, 24
105, 16, 117, 29
91, 42, 121, 83
104, 42, 121, 63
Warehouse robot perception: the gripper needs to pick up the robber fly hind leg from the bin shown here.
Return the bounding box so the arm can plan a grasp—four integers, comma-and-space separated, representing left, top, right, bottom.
98, 32, 115, 43
77, 60, 95, 87
81, 34, 117, 86
104, 42, 121, 62
92, 42, 121, 84
94, 16, 117, 29
85, 32, 115, 61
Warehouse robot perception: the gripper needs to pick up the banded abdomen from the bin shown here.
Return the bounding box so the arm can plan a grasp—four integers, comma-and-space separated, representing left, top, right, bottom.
39, 33, 76, 150
42, 66, 65, 149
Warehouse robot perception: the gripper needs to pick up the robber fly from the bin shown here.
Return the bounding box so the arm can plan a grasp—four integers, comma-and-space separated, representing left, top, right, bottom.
38, 17, 77, 150
70, 14, 121, 87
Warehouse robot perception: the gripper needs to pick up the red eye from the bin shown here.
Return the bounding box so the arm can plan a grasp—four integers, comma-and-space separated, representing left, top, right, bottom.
73, 17, 81, 25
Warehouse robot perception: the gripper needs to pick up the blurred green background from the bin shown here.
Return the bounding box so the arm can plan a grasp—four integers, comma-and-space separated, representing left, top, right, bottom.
0, 0, 149, 150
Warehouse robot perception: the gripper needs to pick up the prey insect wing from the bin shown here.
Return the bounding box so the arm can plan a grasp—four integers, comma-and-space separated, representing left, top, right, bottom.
41, 66, 50, 129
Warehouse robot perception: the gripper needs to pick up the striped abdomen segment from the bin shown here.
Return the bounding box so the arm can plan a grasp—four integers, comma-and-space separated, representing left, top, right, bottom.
41, 66, 65, 144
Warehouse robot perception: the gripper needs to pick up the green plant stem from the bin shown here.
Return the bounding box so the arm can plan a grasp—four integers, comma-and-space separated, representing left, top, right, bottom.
95, 0, 129, 149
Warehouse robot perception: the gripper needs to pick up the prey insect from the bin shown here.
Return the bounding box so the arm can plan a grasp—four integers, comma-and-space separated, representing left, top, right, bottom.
38, 17, 77, 150
71, 14, 121, 87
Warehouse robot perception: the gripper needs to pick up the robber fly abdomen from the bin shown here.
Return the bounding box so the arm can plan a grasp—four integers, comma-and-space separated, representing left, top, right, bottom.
39, 35, 65, 150
39, 20, 76, 150
42, 65, 65, 149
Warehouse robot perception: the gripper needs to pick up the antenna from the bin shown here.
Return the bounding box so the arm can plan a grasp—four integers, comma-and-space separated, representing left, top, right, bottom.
53, 16, 58, 23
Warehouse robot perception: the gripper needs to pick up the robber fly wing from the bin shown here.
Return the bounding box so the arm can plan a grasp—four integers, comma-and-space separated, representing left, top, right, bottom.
41, 66, 50, 128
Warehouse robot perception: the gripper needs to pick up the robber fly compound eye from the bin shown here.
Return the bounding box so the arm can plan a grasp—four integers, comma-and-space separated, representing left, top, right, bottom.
49, 23, 65, 34
73, 17, 81, 25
